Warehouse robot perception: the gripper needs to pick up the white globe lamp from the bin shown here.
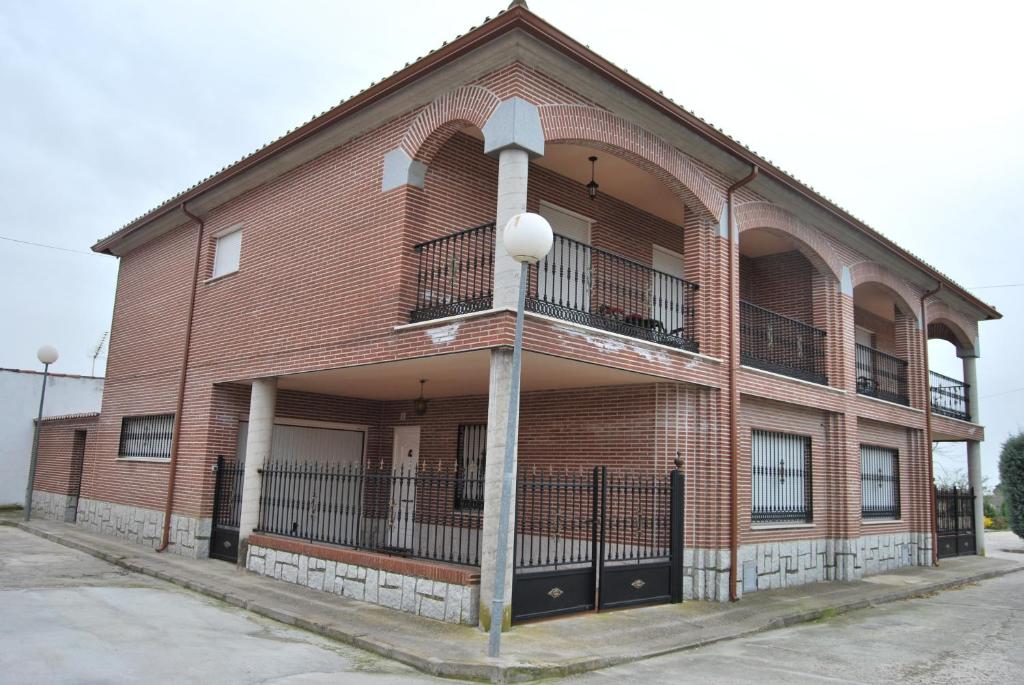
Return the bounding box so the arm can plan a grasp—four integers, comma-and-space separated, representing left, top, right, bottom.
503, 212, 553, 264
37, 345, 59, 365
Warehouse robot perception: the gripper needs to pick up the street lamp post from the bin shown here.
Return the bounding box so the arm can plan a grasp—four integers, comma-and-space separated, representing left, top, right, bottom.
488, 212, 552, 658
24, 345, 59, 521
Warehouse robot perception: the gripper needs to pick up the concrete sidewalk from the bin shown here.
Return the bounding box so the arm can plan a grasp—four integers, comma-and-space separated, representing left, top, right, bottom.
5, 516, 1021, 684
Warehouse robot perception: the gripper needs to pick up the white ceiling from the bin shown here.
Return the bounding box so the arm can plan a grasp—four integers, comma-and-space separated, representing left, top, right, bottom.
274, 349, 658, 401
739, 229, 797, 258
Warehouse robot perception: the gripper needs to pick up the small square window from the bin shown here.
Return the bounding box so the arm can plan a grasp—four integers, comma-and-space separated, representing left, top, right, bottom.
212, 228, 242, 278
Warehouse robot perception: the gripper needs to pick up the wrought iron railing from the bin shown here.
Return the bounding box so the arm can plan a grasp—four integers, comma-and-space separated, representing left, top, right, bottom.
256, 460, 483, 567
855, 344, 909, 406
410, 222, 495, 323
930, 371, 970, 421
740, 301, 828, 385
751, 430, 813, 524
860, 446, 901, 520
526, 233, 699, 351
212, 456, 244, 530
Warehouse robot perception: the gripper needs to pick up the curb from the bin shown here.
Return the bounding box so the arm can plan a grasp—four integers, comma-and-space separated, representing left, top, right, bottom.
5, 520, 1022, 683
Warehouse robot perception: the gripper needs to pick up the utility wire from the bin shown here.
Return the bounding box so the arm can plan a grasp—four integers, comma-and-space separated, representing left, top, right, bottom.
0, 235, 95, 255
981, 386, 1024, 400
969, 283, 1024, 290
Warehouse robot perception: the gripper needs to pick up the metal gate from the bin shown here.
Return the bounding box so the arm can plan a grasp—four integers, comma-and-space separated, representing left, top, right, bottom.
511, 465, 683, 623
935, 486, 976, 559
210, 456, 245, 563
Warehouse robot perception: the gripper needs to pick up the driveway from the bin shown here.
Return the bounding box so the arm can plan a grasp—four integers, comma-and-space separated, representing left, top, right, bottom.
0, 526, 448, 684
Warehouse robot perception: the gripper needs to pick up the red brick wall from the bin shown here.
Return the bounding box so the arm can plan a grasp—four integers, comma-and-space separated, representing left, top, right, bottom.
33, 415, 96, 497
740, 251, 814, 324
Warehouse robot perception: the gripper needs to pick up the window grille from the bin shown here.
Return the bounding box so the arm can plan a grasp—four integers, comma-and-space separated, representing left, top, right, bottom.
861, 445, 901, 520
118, 414, 174, 459
751, 430, 813, 523
455, 425, 486, 510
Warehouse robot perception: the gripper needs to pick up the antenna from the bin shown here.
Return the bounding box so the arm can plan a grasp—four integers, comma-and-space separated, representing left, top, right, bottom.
90, 331, 108, 376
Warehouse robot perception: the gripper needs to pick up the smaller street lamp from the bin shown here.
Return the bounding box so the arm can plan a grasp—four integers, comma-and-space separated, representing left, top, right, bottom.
488, 213, 552, 658
24, 345, 59, 521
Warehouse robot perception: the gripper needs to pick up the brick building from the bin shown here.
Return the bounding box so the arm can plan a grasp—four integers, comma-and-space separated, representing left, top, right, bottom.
32, 4, 998, 629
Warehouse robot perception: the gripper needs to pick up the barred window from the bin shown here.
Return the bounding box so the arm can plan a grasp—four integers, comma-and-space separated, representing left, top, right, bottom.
752, 430, 813, 524
118, 414, 174, 459
861, 445, 900, 520
455, 425, 486, 510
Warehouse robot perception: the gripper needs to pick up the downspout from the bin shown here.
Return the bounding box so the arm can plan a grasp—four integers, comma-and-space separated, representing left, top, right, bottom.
727, 166, 758, 601
920, 280, 941, 566
157, 203, 205, 552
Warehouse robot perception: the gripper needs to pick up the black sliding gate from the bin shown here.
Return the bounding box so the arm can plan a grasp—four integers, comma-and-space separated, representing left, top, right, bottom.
511, 466, 684, 624
935, 486, 976, 559
210, 456, 245, 563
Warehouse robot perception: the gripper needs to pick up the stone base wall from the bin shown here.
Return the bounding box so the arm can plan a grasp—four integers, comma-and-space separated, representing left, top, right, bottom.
685, 532, 933, 600
246, 544, 480, 625
31, 489, 78, 523
75, 497, 211, 559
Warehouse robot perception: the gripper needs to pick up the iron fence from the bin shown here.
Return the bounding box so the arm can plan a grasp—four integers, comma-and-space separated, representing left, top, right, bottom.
526, 233, 699, 351
740, 301, 828, 385
930, 371, 970, 421
860, 446, 900, 520
410, 222, 495, 323
856, 344, 909, 406
256, 460, 483, 567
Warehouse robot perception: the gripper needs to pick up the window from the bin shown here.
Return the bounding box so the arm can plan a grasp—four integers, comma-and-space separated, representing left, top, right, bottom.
455, 425, 486, 510
118, 414, 174, 459
212, 227, 242, 278
861, 445, 900, 520
751, 430, 812, 524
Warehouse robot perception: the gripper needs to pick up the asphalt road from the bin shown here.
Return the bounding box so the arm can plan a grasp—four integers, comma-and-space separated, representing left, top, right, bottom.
2, 525, 1022, 684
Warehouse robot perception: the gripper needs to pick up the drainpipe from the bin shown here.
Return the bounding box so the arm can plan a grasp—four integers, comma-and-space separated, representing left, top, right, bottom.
157, 203, 205, 552
727, 166, 758, 601
920, 281, 941, 566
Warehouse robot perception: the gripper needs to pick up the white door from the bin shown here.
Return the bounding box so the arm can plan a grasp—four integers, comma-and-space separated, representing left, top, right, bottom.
652, 245, 686, 333
539, 203, 592, 312
388, 426, 420, 549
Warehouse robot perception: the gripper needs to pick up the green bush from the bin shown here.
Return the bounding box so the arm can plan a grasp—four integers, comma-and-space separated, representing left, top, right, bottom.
998, 433, 1024, 539
984, 501, 997, 518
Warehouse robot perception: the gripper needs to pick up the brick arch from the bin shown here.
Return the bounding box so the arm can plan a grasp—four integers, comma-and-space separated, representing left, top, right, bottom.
925, 300, 977, 353
734, 202, 844, 282
847, 261, 919, 319
538, 104, 724, 221
399, 85, 501, 164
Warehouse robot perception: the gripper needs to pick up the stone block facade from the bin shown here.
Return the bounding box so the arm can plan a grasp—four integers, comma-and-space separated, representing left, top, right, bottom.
31, 489, 78, 523
246, 544, 480, 625
75, 497, 210, 558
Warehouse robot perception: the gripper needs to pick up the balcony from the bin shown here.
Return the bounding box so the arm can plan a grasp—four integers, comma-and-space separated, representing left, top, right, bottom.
930, 371, 970, 421
740, 300, 828, 385
411, 225, 700, 352
855, 344, 909, 406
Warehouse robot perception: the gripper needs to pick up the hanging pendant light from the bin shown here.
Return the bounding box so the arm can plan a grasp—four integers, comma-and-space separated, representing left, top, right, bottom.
586, 155, 599, 200
414, 379, 429, 416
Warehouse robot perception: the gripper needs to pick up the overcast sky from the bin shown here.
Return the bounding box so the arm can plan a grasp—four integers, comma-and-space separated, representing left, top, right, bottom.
1, 0, 1021, 484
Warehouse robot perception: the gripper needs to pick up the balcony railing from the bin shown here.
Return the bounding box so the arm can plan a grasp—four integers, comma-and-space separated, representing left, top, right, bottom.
410, 222, 495, 323
930, 371, 970, 421
526, 233, 700, 351
855, 344, 910, 406
740, 300, 828, 385
410, 226, 700, 350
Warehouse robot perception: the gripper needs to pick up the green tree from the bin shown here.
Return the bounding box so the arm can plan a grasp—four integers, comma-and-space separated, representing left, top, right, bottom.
998, 433, 1024, 539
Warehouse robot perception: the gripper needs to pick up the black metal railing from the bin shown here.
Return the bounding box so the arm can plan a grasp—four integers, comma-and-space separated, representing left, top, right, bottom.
860, 446, 901, 520
213, 456, 245, 530
410, 222, 495, 323
856, 344, 909, 406
751, 430, 813, 524
740, 301, 828, 385
117, 413, 175, 459
526, 233, 700, 351
930, 371, 970, 421
256, 460, 483, 567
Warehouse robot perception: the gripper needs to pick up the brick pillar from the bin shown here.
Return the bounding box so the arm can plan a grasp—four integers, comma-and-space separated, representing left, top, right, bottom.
894, 311, 924, 409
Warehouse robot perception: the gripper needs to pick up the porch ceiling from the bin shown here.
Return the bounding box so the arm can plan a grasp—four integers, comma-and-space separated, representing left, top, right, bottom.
274, 350, 659, 401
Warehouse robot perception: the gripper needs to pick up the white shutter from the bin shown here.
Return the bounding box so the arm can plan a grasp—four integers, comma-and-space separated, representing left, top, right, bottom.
213, 228, 242, 278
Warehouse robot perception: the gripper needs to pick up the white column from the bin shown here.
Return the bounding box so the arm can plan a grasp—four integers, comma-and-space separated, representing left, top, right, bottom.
238, 377, 277, 558
493, 147, 529, 310
961, 352, 985, 554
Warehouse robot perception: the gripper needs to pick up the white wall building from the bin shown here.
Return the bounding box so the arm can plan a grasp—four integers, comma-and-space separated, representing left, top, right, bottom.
0, 368, 103, 507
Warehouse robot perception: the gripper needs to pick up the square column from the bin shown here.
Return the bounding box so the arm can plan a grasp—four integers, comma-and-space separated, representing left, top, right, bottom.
961, 351, 985, 555
237, 377, 277, 561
